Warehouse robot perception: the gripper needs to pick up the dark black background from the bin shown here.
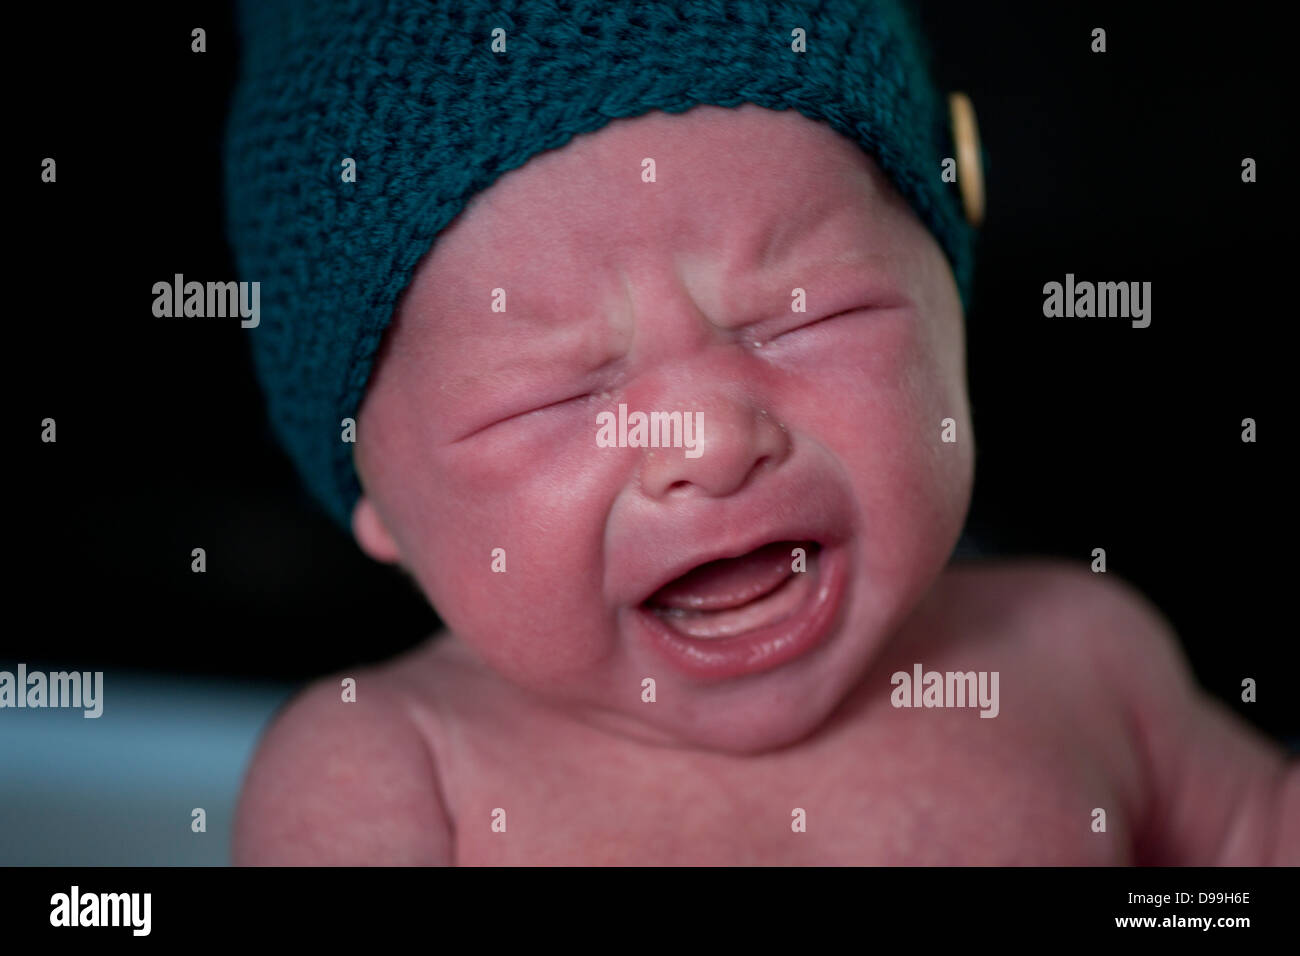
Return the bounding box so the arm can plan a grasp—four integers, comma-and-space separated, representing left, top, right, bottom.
14, 2, 1293, 739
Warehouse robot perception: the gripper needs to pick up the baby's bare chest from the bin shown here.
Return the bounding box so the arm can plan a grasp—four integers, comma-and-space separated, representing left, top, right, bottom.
440, 701, 1133, 865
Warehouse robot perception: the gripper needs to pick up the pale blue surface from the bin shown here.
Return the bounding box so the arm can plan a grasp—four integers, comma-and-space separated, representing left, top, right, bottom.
0, 669, 295, 865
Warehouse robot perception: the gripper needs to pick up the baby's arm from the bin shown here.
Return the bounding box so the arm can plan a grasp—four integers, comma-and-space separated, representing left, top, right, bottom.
1088, 577, 1298, 865
232, 673, 454, 865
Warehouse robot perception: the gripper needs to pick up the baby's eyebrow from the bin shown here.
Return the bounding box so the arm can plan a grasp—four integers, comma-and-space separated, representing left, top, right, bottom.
704, 244, 904, 333
752, 178, 885, 269
435, 297, 628, 399
700, 196, 902, 319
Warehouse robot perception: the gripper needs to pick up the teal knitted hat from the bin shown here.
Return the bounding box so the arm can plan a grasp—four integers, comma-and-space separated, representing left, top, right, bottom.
224, 0, 977, 530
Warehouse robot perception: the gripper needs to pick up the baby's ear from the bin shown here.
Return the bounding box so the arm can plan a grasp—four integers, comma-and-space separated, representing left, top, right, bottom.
352, 496, 403, 564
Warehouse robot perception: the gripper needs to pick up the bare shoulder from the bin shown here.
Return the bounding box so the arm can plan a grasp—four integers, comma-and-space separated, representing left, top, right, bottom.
939, 556, 1167, 621
936, 557, 1182, 685
940, 558, 1296, 864
912, 557, 1189, 751
922, 557, 1192, 741
232, 648, 454, 866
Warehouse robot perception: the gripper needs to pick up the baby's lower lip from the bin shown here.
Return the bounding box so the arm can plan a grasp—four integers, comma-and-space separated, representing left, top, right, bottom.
630, 544, 848, 681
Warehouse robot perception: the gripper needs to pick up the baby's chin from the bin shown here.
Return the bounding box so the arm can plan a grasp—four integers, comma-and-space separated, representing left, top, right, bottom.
568, 627, 886, 756
649, 681, 868, 755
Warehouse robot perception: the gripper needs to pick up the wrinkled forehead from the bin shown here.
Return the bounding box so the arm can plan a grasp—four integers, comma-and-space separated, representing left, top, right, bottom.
392, 105, 931, 357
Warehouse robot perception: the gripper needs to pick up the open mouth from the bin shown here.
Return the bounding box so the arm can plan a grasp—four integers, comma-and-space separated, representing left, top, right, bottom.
631, 537, 846, 680
642, 541, 820, 639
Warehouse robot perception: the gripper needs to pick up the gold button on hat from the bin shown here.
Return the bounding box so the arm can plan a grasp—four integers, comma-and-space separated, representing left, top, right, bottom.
948, 92, 985, 227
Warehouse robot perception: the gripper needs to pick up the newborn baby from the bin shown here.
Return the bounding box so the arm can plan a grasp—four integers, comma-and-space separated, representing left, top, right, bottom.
223, 1, 1297, 865
232, 103, 1295, 865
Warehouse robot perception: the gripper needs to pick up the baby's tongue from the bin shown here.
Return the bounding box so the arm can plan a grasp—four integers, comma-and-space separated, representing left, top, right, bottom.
648, 541, 799, 612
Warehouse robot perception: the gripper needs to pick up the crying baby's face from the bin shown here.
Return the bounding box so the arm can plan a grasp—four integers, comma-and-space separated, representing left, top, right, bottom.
350, 103, 973, 754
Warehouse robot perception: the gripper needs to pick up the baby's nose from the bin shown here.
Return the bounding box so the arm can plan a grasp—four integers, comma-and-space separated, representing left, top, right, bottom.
636, 383, 791, 500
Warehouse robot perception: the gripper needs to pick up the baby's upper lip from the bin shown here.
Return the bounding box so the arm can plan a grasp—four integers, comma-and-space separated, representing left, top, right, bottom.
607, 475, 852, 609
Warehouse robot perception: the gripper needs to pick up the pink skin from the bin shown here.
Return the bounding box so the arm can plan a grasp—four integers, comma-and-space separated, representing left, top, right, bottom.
351, 103, 973, 755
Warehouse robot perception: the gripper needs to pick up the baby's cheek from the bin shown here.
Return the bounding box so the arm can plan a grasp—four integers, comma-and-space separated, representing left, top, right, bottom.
873, 324, 972, 564
812, 314, 971, 572
416, 428, 618, 683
